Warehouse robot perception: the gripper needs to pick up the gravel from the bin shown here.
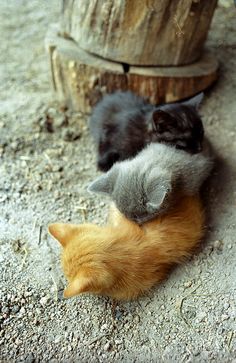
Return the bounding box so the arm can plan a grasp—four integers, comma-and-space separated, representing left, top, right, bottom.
0, 0, 236, 362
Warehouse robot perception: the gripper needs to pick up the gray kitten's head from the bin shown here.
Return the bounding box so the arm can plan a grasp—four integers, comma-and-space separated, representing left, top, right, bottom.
88, 164, 172, 224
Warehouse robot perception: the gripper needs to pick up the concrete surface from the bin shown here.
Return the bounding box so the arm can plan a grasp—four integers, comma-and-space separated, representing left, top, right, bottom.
0, 1, 235, 362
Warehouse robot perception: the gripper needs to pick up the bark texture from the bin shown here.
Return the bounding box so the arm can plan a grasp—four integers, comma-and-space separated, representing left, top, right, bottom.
61, 0, 217, 66
46, 25, 218, 112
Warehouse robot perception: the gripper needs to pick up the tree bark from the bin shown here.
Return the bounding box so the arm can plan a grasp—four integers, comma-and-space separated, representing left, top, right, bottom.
61, 0, 217, 66
45, 25, 218, 113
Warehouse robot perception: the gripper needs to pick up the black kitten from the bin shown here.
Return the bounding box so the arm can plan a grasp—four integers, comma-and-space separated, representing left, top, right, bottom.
89, 91, 204, 172
152, 96, 204, 154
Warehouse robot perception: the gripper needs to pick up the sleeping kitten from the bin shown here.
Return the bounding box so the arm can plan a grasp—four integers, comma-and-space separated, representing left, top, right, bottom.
89, 91, 204, 171
88, 142, 213, 224
48, 195, 204, 300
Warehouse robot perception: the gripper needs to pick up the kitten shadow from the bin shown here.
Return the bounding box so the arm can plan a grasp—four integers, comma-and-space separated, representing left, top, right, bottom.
201, 140, 231, 244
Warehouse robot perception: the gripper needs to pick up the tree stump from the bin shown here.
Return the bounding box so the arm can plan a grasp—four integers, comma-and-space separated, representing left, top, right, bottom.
45, 24, 218, 113
46, 0, 219, 112
61, 0, 217, 66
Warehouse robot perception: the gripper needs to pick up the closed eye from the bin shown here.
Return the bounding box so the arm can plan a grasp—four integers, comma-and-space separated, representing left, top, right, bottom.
176, 141, 187, 149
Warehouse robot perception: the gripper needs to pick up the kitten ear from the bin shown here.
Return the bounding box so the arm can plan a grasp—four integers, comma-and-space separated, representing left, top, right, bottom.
48, 223, 77, 247
146, 169, 171, 212
152, 110, 176, 132
88, 175, 112, 195
183, 92, 204, 109
63, 276, 92, 298
146, 186, 169, 212
87, 169, 117, 196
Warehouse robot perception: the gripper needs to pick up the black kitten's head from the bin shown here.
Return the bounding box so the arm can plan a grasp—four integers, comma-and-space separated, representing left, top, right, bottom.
152, 93, 204, 154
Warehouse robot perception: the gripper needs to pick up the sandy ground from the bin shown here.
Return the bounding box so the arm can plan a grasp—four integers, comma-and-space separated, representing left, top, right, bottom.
0, 1, 236, 362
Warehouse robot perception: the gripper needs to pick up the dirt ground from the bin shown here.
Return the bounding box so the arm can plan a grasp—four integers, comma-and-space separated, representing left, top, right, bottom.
0, 1, 236, 362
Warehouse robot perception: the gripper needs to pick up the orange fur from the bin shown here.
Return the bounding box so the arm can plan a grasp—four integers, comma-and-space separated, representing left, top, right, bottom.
48, 195, 204, 300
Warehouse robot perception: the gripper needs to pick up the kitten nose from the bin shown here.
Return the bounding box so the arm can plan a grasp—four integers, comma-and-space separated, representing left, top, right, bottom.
192, 143, 202, 154
98, 152, 120, 171
97, 159, 110, 172
196, 143, 202, 152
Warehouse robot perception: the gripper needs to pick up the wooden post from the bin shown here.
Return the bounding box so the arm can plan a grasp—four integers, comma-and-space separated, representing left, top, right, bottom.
46, 1, 219, 112
61, 0, 217, 66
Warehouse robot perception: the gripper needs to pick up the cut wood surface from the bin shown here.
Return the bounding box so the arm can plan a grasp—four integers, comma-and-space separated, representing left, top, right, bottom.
61, 0, 217, 66
45, 24, 218, 113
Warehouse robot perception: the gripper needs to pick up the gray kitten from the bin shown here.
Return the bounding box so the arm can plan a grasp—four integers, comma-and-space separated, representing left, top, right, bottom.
88, 143, 213, 224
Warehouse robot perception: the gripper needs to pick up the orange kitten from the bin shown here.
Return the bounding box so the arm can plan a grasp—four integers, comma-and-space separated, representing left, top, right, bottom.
48, 195, 204, 300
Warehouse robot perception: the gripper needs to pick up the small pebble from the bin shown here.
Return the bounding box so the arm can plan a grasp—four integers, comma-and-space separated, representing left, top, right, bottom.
14, 338, 21, 346
213, 240, 224, 251
184, 281, 192, 288
223, 302, 230, 309
54, 190, 61, 199
11, 305, 20, 314
221, 314, 229, 321
2, 307, 10, 315
115, 309, 123, 320
24, 291, 32, 297
104, 342, 111, 351
100, 324, 108, 331
19, 307, 26, 314
54, 335, 61, 344
40, 296, 50, 306
133, 315, 140, 323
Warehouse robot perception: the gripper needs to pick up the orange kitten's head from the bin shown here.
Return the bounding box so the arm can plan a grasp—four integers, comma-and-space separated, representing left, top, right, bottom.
48, 223, 115, 299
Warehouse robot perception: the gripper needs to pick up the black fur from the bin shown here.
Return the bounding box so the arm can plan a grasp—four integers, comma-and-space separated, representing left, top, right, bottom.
89, 91, 204, 172
152, 103, 204, 154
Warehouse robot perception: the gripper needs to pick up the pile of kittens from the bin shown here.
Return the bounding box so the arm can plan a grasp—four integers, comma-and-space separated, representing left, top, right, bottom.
49, 91, 213, 301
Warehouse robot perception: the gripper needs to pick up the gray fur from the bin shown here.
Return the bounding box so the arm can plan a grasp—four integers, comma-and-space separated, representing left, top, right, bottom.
88, 143, 213, 224
182, 92, 204, 109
